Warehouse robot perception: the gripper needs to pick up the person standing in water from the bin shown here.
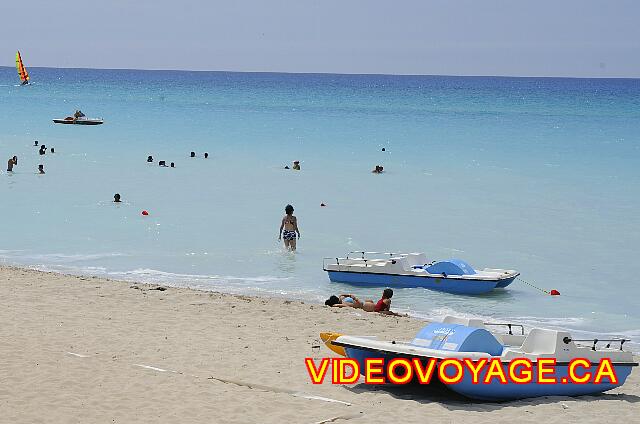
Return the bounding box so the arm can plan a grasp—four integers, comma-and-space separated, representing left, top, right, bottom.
113, 193, 121, 203
278, 204, 300, 251
7, 157, 16, 172
38, 164, 45, 174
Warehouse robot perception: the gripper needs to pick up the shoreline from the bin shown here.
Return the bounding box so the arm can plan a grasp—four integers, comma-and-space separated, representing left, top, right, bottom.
5, 259, 639, 352
2, 264, 639, 423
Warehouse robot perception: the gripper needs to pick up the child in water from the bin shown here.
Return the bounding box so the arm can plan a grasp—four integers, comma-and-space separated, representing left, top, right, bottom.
278, 204, 300, 251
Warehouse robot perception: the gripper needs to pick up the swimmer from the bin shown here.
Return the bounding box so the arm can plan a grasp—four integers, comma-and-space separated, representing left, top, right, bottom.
50, 147, 55, 154
372, 165, 384, 174
190, 151, 196, 158
113, 193, 121, 203
204, 152, 209, 159
278, 204, 300, 251
292, 160, 301, 170
39, 145, 46, 155
34, 140, 39, 146
38, 164, 45, 174
159, 160, 167, 167
7, 157, 15, 172
147, 155, 153, 163
170, 162, 175, 168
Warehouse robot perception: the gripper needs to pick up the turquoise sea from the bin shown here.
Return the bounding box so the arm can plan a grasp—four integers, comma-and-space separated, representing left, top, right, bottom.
1, 67, 639, 349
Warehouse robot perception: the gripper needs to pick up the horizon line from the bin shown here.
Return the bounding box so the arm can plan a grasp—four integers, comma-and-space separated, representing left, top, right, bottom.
1, 64, 639, 80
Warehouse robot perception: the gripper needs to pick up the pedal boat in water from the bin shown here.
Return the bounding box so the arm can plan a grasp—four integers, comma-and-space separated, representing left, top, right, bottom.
53, 116, 104, 125
324, 316, 637, 401
323, 252, 518, 295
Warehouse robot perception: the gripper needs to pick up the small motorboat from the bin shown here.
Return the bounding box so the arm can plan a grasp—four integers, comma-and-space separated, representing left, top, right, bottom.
324, 316, 637, 401
53, 117, 104, 125
323, 252, 518, 295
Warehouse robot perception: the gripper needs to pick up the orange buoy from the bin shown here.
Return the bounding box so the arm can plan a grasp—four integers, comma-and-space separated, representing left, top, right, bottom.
141, 210, 149, 216
550, 289, 560, 296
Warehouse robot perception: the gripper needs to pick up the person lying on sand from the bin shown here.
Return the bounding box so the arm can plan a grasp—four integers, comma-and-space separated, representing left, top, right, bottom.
325, 294, 371, 309
374, 288, 404, 316
325, 289, 406, 316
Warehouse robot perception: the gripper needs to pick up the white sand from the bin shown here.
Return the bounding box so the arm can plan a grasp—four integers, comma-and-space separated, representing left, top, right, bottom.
1, 265, 638, 423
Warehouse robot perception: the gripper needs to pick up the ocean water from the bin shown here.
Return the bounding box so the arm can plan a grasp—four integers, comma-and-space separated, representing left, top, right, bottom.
1, 67, 639, 349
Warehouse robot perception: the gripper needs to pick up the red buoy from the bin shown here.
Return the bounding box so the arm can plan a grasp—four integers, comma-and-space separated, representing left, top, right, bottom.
141, 210, 149, 216
550, 289, 560, 296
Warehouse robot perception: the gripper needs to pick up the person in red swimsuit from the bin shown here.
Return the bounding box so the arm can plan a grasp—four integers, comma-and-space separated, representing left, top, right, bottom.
374, 289, 404, 316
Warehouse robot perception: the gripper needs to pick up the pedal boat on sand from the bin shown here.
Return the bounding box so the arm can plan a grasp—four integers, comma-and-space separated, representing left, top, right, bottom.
323, 252, 518, 295
323, 316, 637, 401
53, 116, 104, 125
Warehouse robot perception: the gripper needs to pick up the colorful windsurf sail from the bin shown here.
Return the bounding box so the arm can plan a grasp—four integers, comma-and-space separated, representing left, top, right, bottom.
16, 51, 30, 85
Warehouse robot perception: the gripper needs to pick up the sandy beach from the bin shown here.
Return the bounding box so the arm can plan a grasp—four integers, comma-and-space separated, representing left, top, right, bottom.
1, 265, 638, 424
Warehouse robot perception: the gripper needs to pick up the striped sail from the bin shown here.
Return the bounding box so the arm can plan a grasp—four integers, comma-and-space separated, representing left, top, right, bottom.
16, 51, 30, 84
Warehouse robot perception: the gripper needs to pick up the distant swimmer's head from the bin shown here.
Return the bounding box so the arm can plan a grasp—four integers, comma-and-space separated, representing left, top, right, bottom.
382, 288, 393, 299
38, 164, 45, 174
12, 156, 17, 163
147, 155, 153, 163
170, 162, 175, 168
50, 148, 55, 154
159, 160, 167, 167
325, 295, 341, 307
114, 193, 121, 203
190, 151, 196, 158
204, 152, 209, 159
34, 140, 39, 146
285, 204, 294, 215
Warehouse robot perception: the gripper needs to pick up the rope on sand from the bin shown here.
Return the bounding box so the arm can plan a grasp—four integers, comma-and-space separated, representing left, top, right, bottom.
314, 413, 363, 423
66, 353, 353, 407
207, 376, 352, 406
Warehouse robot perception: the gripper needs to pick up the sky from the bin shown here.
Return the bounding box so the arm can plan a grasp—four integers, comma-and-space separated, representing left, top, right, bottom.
2, 0, 639, 77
